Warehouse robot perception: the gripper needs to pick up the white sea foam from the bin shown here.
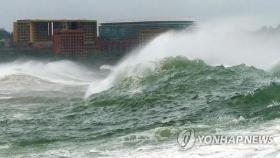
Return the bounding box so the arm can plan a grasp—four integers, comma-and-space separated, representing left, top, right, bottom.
101, 119, 280, 158
0, 60, 102, 85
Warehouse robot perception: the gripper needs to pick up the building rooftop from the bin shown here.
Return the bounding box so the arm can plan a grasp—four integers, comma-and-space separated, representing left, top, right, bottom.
100, 20, 195, 25
16, 19, 97, 23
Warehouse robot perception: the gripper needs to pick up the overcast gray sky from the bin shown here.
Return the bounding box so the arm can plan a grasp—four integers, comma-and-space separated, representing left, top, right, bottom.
1, 0, 280, 31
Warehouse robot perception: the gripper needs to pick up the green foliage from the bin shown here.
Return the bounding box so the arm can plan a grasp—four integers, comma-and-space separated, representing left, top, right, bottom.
0, 28, 11, 39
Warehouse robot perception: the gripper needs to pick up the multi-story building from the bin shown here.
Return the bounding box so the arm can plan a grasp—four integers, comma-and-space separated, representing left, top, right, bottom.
13, 19, 97, 54
98, 21, 195, 51
12, 20, 195, 56
53, 30, 87, 56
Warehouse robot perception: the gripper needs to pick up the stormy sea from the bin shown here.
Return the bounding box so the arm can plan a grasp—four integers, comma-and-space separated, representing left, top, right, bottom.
1, 20, 280, 158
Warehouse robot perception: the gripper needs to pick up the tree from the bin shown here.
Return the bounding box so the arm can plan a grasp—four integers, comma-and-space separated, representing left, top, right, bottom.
0, 28, 11, 39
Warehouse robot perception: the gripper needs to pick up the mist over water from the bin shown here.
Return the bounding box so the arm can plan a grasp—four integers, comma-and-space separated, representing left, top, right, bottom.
86, 18, 280, 97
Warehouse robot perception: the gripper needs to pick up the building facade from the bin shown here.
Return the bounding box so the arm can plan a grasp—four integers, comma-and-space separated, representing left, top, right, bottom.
13, 20, 97, 54
53, 30, 87, 56
12, 20, 195, 56
98, 21, 194, 52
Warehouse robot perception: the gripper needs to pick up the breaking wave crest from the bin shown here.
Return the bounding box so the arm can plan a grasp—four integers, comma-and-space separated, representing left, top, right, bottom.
86, 18, 280, 97
0, 60, 101, 85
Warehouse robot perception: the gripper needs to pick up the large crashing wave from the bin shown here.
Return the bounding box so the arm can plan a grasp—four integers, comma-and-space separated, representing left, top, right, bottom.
85, 56, 280, 141
86, 18, 280, 97
87, 56, 278, 112
3, 56, 280, 158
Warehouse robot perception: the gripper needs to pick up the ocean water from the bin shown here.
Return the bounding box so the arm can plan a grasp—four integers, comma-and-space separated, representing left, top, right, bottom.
1, 20, 280, 158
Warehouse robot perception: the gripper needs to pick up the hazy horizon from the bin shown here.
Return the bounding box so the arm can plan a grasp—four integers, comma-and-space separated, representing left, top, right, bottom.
2, 0, 280, 31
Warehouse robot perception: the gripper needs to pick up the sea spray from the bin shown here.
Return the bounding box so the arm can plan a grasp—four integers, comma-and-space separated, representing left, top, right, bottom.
86, 18, 280, 97
0, 60, 102, 85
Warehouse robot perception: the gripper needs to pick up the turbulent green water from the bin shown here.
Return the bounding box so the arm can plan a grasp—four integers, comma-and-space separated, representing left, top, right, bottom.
0, 57, 280, 158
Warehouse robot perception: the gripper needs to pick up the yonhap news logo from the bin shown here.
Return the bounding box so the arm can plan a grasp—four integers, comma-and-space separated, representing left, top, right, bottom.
177, 128, 274, 150
177, 128, 196, 150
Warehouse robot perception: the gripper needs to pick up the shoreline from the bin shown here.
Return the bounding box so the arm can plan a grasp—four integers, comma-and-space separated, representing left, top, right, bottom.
0, 47, 126, 67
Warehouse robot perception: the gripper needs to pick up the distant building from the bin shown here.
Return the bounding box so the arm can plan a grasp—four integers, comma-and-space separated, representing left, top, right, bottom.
13, 19, 97, 55
0, 38, 10, 48
3, 38, 10, 48
99, 21, 195, 51
12, 20, 195, 56
53, 30, 86, 56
